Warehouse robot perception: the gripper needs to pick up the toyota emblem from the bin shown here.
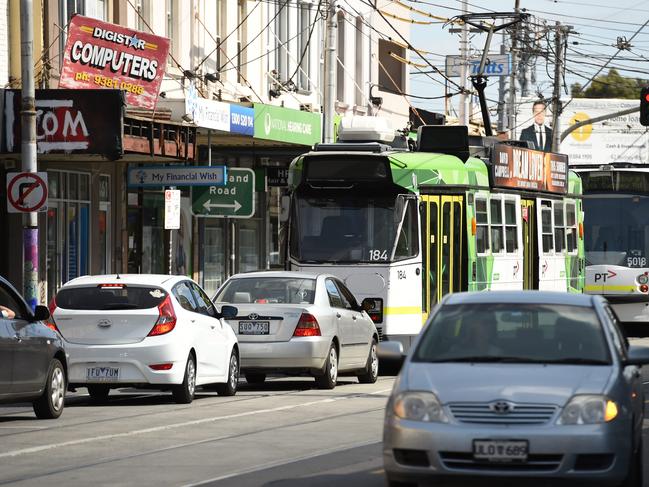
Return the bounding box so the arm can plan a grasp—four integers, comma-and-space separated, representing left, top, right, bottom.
490, 401, 513, 414
248, 313, 259, 320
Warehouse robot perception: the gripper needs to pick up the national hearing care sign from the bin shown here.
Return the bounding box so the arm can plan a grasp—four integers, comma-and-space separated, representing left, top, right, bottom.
59, 15, 170, 110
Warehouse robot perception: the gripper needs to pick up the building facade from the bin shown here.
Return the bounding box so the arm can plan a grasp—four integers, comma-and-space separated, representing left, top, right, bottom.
1, 0, 410, 300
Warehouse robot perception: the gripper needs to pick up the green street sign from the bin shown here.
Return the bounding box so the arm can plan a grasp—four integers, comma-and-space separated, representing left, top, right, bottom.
191, 168, 255, 218
253, 103, 322, 146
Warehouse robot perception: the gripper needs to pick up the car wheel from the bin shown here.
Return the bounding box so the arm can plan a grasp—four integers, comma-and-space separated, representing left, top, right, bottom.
357, 339, 379, 384
244, 372, 267, 385
33, 359, 66, 419
315, 343, 338, 390
87, 384, 110, 403
172, 353, 196, 404
620, 437, 643, 487
215, 349, 239, 396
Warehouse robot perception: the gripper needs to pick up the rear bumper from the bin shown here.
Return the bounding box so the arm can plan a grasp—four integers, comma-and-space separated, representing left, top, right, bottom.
65, 337, 187, 386
239, 337, 331, 371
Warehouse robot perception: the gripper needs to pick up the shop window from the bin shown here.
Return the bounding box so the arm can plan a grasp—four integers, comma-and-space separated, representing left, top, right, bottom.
475, 197, 489, 254
504, 200, 518, 253
203, 219, 226, 296
490, 198, 504, 253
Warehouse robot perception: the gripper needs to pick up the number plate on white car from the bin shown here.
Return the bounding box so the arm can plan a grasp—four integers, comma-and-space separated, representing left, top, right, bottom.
239, 321, 270, 335
87, 367, 119, 381
473, 440, 528, 462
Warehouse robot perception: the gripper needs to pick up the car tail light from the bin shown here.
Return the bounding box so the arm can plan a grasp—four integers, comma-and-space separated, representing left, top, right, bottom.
293, 313, 321, 337
149, 363, 173, 370
45, 296, 60, 333
362, 298, 384, 324
148, 295, 177, 336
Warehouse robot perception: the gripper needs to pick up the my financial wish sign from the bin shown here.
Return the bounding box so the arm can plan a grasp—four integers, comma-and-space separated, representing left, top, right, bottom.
59, 15, 170, 110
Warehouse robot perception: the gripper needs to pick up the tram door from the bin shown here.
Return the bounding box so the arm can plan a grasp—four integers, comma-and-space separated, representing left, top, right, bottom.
521, 199, 538, 289
420, 195, 464, 318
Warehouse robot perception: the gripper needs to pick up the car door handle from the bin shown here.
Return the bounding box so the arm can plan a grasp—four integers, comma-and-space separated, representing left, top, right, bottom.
336, 313, 341, 319
352, 315, 357, 321
13, 335, 21, 342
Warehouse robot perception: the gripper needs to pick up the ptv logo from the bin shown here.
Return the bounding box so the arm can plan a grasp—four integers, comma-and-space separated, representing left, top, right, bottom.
594, 270, 617, 282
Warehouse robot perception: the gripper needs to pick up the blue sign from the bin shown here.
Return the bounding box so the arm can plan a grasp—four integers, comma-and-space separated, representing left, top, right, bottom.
230, 105, 254, 136
128, 165, 228, 188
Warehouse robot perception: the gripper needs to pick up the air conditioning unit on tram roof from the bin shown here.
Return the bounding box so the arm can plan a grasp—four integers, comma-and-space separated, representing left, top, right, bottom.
337, 116, 396, 143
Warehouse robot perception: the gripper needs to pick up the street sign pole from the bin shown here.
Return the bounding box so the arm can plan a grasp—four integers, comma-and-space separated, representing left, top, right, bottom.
21, 0, 38, 309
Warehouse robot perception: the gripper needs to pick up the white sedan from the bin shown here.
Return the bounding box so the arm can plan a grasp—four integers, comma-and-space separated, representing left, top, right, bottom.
49, 274, 239, 404
213, 271, 379, 389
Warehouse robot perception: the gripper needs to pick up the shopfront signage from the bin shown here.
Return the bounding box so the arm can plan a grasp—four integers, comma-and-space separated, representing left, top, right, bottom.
267, 167, 289, 186
3, 89, 124, 159
185, 83, 253, 135
59, 15, 170, 110
6, 172, 48, 213
445, 54, 511, 77
191, 168, 255, 218
127, 165, 227, 188
491, 144, 568, 194
253, 103, 321, 146
230, 105, 254, 135
164, 189, 181, 230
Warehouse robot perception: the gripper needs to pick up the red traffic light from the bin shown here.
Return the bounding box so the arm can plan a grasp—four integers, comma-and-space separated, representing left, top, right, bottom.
645, 93, 649, 103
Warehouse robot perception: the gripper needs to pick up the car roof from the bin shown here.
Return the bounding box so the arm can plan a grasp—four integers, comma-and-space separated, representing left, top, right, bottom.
60, 274, 186, 288
444, 290, 596, 307
227, 270, 325, 280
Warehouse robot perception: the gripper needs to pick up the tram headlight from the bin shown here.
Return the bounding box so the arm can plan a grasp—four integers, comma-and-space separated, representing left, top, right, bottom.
637, 274, 649, 285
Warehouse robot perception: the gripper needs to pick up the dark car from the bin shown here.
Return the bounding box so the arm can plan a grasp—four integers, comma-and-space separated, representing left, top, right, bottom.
0, 276, 67, 419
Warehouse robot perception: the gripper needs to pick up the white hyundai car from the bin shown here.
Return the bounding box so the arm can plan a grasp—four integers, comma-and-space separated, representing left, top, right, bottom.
48, 274, 239, 404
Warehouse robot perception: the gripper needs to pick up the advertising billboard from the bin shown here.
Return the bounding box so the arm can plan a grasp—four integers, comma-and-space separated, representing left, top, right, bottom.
491, 144, 568, 194
59, 15, 170, 110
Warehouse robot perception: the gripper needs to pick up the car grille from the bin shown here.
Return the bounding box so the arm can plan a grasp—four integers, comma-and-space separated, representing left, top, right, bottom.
440, 452, 563, 472
448, 402, 558, 425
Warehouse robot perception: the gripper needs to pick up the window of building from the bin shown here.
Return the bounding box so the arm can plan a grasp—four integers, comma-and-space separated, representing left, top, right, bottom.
135, 0, 150, 31
215, 0, 226, 72
237, 0, 248, 84
297, 2, 312, 91
378, 38, 405, 93
336, 11, 346, 103
355, 16, 364, 107
275, 1, 290, 82
166, 0, 175, 65
475, 197, 489, 254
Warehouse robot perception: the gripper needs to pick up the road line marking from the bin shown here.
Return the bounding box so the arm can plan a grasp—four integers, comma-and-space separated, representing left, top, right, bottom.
181, 439, 382, 487
0, 388, 391, 459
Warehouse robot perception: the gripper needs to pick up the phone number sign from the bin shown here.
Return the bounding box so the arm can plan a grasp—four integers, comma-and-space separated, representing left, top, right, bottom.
59, 15, 170, 110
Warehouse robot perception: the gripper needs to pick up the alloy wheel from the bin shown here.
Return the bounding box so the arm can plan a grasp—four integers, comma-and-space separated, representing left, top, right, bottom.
50, 366, 65, 412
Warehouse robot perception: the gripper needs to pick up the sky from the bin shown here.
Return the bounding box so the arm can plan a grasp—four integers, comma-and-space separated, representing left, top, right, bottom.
406, 0, 649, 119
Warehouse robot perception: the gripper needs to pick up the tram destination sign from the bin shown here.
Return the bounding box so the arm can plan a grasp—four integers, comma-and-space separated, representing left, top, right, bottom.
191, 168, 255, 218
491, 144, 568, 194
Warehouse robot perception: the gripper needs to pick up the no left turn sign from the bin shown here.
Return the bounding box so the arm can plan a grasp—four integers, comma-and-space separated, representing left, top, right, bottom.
6, 172, 49, 213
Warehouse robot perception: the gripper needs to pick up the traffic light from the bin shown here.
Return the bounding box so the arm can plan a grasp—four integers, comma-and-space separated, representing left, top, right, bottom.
641, 86, 649, 126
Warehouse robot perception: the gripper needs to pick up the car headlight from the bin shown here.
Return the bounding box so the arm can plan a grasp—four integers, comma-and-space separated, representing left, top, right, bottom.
637, 274, 649, 285
557, 395, 618, 425
393, 391, 449, 423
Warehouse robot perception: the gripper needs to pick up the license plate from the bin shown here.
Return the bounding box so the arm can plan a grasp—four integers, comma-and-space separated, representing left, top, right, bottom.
86, 367, 120, 381
239, 321, 270, 335
473, 440, 528, 462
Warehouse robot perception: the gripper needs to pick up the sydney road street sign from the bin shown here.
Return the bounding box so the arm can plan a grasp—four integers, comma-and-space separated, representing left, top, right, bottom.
191, 167, 255, 218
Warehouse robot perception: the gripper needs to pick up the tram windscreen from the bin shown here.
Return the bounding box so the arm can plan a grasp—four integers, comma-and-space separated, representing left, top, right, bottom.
290, 194, 419, 263
583, 194, 649, 268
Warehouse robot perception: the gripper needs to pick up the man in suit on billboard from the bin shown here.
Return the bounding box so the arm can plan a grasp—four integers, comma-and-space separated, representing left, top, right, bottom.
520, 100, 553, 152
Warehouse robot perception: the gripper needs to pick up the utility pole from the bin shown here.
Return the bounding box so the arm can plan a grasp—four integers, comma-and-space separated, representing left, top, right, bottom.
507, 0, 520, 138
497, 41, 507, 132
323, 0, 337, 143
20, 0, 38, 309
551, 22, 570, 152
458, 0, 469, 126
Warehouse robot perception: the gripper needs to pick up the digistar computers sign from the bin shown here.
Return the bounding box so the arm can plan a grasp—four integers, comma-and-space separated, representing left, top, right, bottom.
59, 15, 170, 110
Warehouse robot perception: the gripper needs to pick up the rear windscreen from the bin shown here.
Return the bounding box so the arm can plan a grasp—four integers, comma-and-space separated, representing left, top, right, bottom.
55, 286, 167, 310
215, 278, 316, 304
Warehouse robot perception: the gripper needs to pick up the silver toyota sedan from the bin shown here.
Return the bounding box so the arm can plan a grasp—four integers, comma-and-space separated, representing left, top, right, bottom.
383, 291, 649, 487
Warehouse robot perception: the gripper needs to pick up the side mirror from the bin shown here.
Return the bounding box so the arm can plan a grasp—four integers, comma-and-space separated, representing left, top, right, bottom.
624, 345, 649, 366
220, 305, 238, 320
377, 341, 404, 361
33, 305, 50, 321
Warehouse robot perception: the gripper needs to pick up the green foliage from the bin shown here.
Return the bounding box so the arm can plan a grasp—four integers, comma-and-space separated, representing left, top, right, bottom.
570, 69, 648, 99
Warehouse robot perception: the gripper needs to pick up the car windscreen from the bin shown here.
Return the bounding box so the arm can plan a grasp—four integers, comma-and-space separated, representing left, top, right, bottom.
214, 278, 316, 305
413, 303, 611, 365
55, 286, 167, 310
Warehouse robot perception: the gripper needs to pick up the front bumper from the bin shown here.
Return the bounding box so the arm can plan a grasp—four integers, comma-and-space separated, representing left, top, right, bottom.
65, 337, 187, 386
383, 415, 632, 486
239, 337, 331, 371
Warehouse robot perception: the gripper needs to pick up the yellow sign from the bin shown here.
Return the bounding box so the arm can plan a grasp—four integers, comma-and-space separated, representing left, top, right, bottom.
569, 112, 593, 142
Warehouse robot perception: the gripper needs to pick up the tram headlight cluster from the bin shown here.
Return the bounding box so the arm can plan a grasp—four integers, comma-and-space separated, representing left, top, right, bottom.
637, 274, 649, 285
